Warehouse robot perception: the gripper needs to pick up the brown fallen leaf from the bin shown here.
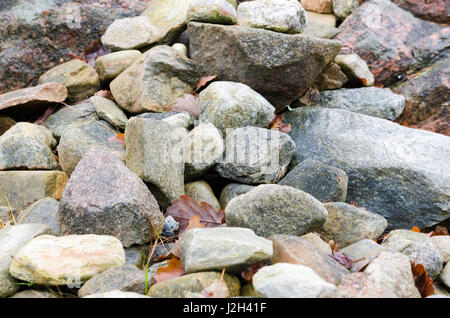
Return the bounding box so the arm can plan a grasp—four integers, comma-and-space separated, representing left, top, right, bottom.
164, 195, 225, 235
432, 225, 449, 236
170, 94, 199, 117
411, 262, 435, 298
154, 258, 185, 283
194, 75, 217, 93
329, 252, 355, 270
241, 263, 267, 283
107, 132, 125, 145
268, 114, 291, 133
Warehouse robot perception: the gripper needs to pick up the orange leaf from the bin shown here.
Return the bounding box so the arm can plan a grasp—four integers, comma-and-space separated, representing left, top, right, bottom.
170, 94, 199, 117
241, 263, 266, 283
108, 132, 125, 145
410, 226, 421, 232
154, 258, 184, 283
432, 225, 449, 236
268, 114, 291, 133
411, 262, 435, 298
194, 75, 217, 93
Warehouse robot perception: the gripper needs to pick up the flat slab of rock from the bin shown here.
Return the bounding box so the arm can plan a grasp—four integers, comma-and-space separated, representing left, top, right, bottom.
149, 271, 240, 298
279, 159, 348, 202
181, 227, 273, 273
95, 50, 142, 82
0, 224, 54, 298
270, 234, 348, 285
284, 107, 450, 230
252, 263, 336, 298
9, 234, 125, 286
188, 22, 342, 111
225, 184, 328, 238
340, 239, 385, 272
18, 197, 60, 235
111, 45, 198, 114
219, 183, 255, 209
58, 147, 164, 247
318, 87, 405, 120
0, 171, 68, 210
382, 229, 444, 279
90, 96, 128, 130
38, 59, 100, 102
216, 127, 295, 184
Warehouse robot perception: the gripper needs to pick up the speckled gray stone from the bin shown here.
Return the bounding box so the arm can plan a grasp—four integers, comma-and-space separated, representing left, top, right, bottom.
188, 0, 237, 25
18, 197, 60, 235
225, 184, 328, 238
90, 96, 128, 129
332, 0, 359, 20
440, 263, 450, 288
340, 239, 385, 272
219, 183, 255, 209
95, 50, 143, 82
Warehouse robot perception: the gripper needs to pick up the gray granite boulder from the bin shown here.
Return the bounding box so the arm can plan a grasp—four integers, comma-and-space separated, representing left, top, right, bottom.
219, 183, 255, 209
18, 197, 60, 235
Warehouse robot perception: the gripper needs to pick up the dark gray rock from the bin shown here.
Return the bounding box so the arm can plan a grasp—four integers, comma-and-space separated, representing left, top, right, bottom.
279, 159, 348, 203
219, 183, 255, 209
284, 107, 450, 230
58, 147, 165, 247
18, 197, 60, 234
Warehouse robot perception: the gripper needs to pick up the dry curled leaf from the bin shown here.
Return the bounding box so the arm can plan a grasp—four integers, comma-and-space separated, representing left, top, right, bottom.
164, 195, 225, 235
268, 114, 291, 133
411, 262, 435, 298
241, 263, 266, 283
170, 94, 199, 117
107, 132, 125, 145
432, 225, 449, 236
194, 75, 217, 93
154, 258, 184, 283
329, 252, 355, 270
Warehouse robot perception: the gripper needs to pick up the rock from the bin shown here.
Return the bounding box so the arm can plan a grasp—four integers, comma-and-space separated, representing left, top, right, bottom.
188, 0, 237, 25
125, 117, 186, 208
84, 290, 150, 298
225, 184, 328, 238
434, 283, 450, 297
111, 45, 198, 114
332, 0, 359, 20
320, 202, 388, 248
279, 159, 348, 203
9, 234, 125, 286
240, 283, 262, 297
270, 234, 348, 285
0, 0, 149, 95
198, 82, 275, 134
101, 16, 164, 51
216, 127, 295, 184
95, 50, 142, 82
252, 263, 336, 298
306, 11, 336, 26
125, 247, 146, 269
18, 197, 60, 235
78, 265, 146, 297
237, 0, 307, 34
432, 236, 450, 262
0, 206, 17, 224
43, 102, 98, 139
314, 63, 348, 90
283, 107, 450, 229
382, 230, 444, 279
318, 88, 405, 120
58, 147, 164, 247
58, 120, 125, 175
335, 0, 449, 85
0, 83, 68, 117
391, 0, 449, 24
2, 122, 56, 148
0, 224, 54, 298
184, 181, 221, 211
181, 227, 273, 273
141, 0, 197, 44
38, 59, 100, 102
188, 22, 342, 111
171, 43, 188, 56
303, 22, 339, 39
161, 216, 180, 237
340, 239, 385, 272
149, 271, 240, 298
90, 96, 128, 130
334, 54, 374, 87
219, 183, 255, 209
440, 263, 450, 288
184, 123, 224, 180
300, 232, 332, 254
0, 117, 16, 136
162, 113, 195, 130
10, 290, 60, 298
0, 171, 68, 210
301, 0, 333, 13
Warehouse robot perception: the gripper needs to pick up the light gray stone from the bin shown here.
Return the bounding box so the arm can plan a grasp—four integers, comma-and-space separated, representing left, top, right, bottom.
334, 54, 374, 87
300, 232, 332, 254
333, 0, 359, 20
95, 50, 143, 82
188, 0, 237, 24
440, 263, 450, 288
184, 181, 221, 211
432, 236, 450, 262
90, 96, 128, 129
18, 197, 60, 235
340, 239, 385, 272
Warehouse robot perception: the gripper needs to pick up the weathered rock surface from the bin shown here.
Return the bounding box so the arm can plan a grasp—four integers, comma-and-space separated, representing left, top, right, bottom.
0, 117, 16, 136
284, 107, 450, 230
340, 239, 385, 272
441, 263, 450, 288
184, 181, 221, 211
303, 22, 339, 39
95, 50, 142, 82
181, 227, 273, 273
382, 229, 444, 279
0, 224, 54, 298
9, 234, 125, 286
78, 265, 146, 297
301, 0, 333, 13
58, 147, 164, 247
111, 45, 198, 113
332, 0, 359, 20
314, 62, 348, 90
432, 236, 450, 262
270, 234, 349, 285
226, 184, 328, 238
219, 183, 255, 209
300, 232, 332, 254
252, 263, 336, 298
237, 0, 307, 34
216, 127, 295, 184
391, 0, 450, 24
334, 54, 374, 87
38, 59, 100, 102
198, 81, 275, 134
320, 202, 388, 248
58, 120, 125, 175
90, 96, 128, 129
125, 118, 186, 208
279, 159, 348, 203
18, 197, 60, 235
318, 88, 405, 120
188, 22, 342, 110
149, 271, 240, 298
188, 0, 237, 25
0, 171, 68, 210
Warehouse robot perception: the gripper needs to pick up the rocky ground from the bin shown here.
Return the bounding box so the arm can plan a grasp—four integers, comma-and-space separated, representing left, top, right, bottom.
0, 0, 449, 299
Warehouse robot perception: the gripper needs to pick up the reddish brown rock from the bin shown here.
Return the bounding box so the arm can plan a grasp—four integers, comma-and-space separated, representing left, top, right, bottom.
301, 0, 333, 13
335, 0, 450, 85
392, 0, 450, 24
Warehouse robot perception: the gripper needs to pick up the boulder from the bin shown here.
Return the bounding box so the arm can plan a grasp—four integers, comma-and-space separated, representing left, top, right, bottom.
300, 232, 332, 254
332, 0, 359, 20
441, 263, 450, 288
90, 96, 128, 130
334, 54, 374, 87
301, 0, 333, 13
95, 50, 142, 82
219, 183, 255, 209
432, 236, 450, 262
18, 197, 60, 235
340, 239, 385, 272
391, 0, 449, 24
314, 63, 348, 90
184, 181, 221, 211
188, 0, 237, 25
0, 117, 16, 136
